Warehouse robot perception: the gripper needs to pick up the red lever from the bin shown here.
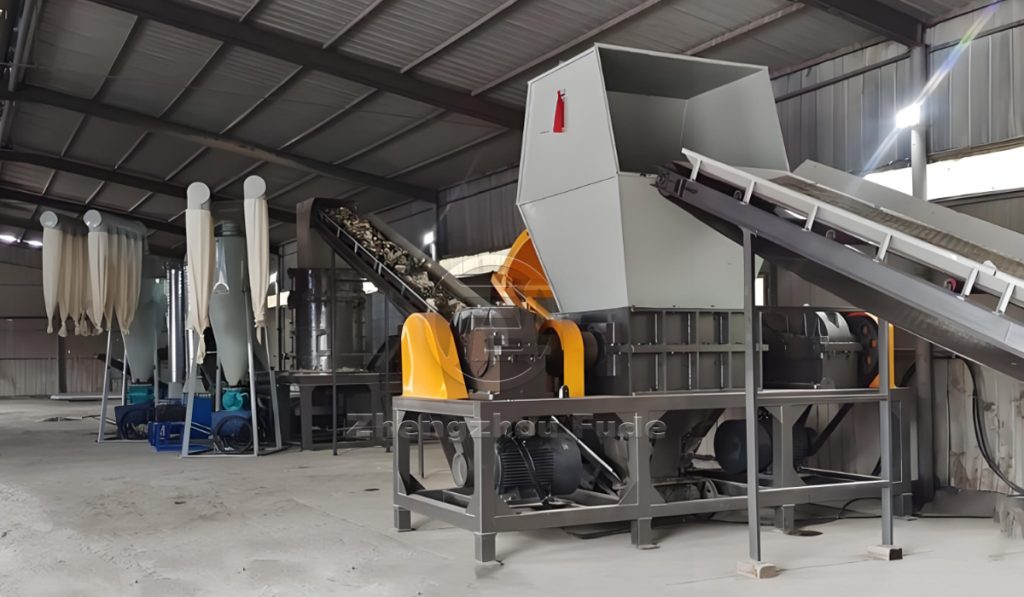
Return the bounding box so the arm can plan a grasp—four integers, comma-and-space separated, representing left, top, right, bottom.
553, 90, 565, 133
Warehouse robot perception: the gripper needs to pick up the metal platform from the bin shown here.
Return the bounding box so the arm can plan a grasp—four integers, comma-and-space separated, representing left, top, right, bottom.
394, 385, 911, 563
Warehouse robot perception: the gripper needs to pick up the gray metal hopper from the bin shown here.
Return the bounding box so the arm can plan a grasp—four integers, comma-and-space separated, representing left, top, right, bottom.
517, 45, 789, 313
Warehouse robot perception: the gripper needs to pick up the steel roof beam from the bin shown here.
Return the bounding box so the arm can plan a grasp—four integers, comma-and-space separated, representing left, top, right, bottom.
0, 186, 183, 234
683, 4, 805, 54
0, 85, 435, 201
0, 149, 297, 223
798, 0, 924, 46
87, 0, 524, 129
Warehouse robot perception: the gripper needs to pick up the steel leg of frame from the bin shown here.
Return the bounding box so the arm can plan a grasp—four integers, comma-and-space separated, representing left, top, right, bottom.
418, 414, 427, 478
331, 250, 339, 456
245, 306, 260, 457
471, 417, 498, 562
120, 343, 129, 407
878, 319, 895, 547
394, 409, 413, 532
180, 334, 201, 457
95, 329, 114, 442
629, 410, 656, 548
769, 405, 802, 532
742, 229, 765, 564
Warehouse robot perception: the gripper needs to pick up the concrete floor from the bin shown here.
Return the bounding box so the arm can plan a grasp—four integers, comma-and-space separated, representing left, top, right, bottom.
1, 397, 1022, 596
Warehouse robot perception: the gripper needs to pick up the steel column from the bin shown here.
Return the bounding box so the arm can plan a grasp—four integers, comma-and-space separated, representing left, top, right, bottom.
742, 229, 763, 562
909, 42, 935, 504
878, 319, 895, 546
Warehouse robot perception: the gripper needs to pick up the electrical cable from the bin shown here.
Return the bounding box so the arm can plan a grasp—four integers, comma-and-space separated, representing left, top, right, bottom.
964, 359, 1024, 495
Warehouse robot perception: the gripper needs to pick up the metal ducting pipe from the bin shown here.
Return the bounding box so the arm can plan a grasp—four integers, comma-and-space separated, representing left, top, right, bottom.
39, 210, 87, 233
83, 209, 148, 238
166, 264, 187, 396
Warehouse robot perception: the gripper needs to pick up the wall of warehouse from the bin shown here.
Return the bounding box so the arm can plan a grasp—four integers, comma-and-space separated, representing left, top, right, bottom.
0, 244, 109, 396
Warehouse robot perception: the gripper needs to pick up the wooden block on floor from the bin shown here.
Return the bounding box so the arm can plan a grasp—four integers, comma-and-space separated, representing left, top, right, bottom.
867, 545, 903, 561
736, 560, 778, 579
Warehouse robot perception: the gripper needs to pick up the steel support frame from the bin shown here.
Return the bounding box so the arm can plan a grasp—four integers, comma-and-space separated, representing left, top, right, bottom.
393, 384, 908, 563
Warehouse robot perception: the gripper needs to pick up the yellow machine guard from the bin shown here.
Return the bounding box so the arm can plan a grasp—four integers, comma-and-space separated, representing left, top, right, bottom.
491, 230, 554, 319
400, 312, 468, 400
540, 319, 585, 397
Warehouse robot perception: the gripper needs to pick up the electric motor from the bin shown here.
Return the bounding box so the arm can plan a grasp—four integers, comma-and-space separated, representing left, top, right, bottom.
494, 434, 583, 498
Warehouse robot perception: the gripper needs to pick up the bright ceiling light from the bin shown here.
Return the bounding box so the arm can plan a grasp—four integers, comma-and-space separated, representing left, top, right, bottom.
0, 234, 17, 244
25, 239, 43, 248
895, 103, 921, 129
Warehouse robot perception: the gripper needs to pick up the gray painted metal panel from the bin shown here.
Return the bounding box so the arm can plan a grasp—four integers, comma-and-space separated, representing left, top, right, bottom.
517, 46, 788, 312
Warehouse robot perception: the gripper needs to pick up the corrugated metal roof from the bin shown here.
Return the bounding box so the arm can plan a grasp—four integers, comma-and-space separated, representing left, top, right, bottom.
253, 0, 380, 47
63, 118, 146, 167
99, 20, 221, 116
338, 0, 511, 69
287, 92, 438, 162
1, 163, 52, 194
134, 194, 188, 221
699, 8, 875, 71
0, 0, 985, 252
25, 0, 136, 97
346, 116, 503, 176
230, 71, 374, 148
8, 103, 81, 154
182, 0, 257, 20
118, 135, 206, 180
89, 183, 149, 212
165, 46, 297, 132
47, 171, 103, 200
414, 0, 655, 91
270, 176, 359, 209
167, 150, 257, 190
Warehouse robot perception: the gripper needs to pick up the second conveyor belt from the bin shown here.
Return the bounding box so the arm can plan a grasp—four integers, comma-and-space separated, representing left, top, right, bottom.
656, 151, 1024, 381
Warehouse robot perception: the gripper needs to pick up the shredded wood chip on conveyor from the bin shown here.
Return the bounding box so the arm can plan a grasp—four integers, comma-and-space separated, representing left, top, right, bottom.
326, 207, 466, 318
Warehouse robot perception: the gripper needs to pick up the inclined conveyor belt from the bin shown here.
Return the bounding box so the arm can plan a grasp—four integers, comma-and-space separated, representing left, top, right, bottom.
656, 151, 1024, 381
310, 198, 488, 318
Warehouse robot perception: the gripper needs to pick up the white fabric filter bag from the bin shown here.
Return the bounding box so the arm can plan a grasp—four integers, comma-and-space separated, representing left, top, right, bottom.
243, 176, 269, 343
42, 226, 64, 334
87, 229, 110, 331
59, 231, 90, 337
185, 183, 215, 360
115, 233, 143, 333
